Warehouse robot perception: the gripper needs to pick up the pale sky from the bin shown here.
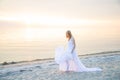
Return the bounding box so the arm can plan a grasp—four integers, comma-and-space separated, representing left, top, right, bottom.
0, 0, 120, 42
0, 0, 120, 23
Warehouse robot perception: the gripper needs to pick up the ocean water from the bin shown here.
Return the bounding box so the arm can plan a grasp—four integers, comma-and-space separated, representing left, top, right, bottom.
0, 26, 120, 63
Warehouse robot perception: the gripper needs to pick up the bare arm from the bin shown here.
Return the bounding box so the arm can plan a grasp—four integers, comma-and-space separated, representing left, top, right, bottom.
71, 38, 76, 53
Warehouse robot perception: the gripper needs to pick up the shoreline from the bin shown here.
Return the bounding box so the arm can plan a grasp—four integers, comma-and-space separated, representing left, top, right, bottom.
1, 50, 120, 66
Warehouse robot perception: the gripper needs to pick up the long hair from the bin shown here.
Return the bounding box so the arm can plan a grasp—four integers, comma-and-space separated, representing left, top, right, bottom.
66, 30, 72, 39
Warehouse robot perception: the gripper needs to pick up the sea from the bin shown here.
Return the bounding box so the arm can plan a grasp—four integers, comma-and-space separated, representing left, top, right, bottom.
0, 25, 120, 63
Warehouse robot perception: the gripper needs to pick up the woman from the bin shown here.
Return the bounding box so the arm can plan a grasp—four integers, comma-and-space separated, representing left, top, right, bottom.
55, 30, 102, 72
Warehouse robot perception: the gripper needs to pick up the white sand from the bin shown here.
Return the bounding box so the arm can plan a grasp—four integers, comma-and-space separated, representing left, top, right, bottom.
0, 52, 120, 80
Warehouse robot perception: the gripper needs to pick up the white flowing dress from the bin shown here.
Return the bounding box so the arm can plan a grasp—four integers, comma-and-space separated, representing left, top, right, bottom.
55, 37, 102, 72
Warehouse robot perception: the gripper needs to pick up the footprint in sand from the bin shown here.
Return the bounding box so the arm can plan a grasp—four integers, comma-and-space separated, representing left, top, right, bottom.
20, 70, 26, 72
20, 69, 32, 72
48, 63, 57, 66
35, 66, 42, 69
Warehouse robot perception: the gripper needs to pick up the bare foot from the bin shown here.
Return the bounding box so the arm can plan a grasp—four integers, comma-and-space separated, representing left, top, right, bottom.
59, 71, 66, 74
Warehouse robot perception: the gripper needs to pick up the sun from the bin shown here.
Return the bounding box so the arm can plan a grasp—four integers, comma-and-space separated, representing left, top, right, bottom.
24, 28, 34, 41
24, 19, 32, 25
25, 20, 32, 25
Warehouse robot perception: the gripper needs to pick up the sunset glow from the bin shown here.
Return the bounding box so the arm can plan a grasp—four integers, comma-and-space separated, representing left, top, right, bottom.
19, 27, 66, 42
24, 28, 34, 41
0, 15, 111, 26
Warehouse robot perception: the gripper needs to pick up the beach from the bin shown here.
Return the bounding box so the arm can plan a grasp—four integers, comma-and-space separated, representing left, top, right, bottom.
0, 51, 120, 80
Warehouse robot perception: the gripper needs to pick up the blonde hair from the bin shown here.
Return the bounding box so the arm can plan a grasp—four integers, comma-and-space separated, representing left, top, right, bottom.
66, 30, 72, 39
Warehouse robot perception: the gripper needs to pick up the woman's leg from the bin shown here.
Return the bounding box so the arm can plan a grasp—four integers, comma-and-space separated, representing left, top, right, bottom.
66, 60, 69, 71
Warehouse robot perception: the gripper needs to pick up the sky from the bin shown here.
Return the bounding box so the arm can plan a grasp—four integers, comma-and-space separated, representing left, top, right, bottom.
0, 0, 120, 42
0, 0, 120, 25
